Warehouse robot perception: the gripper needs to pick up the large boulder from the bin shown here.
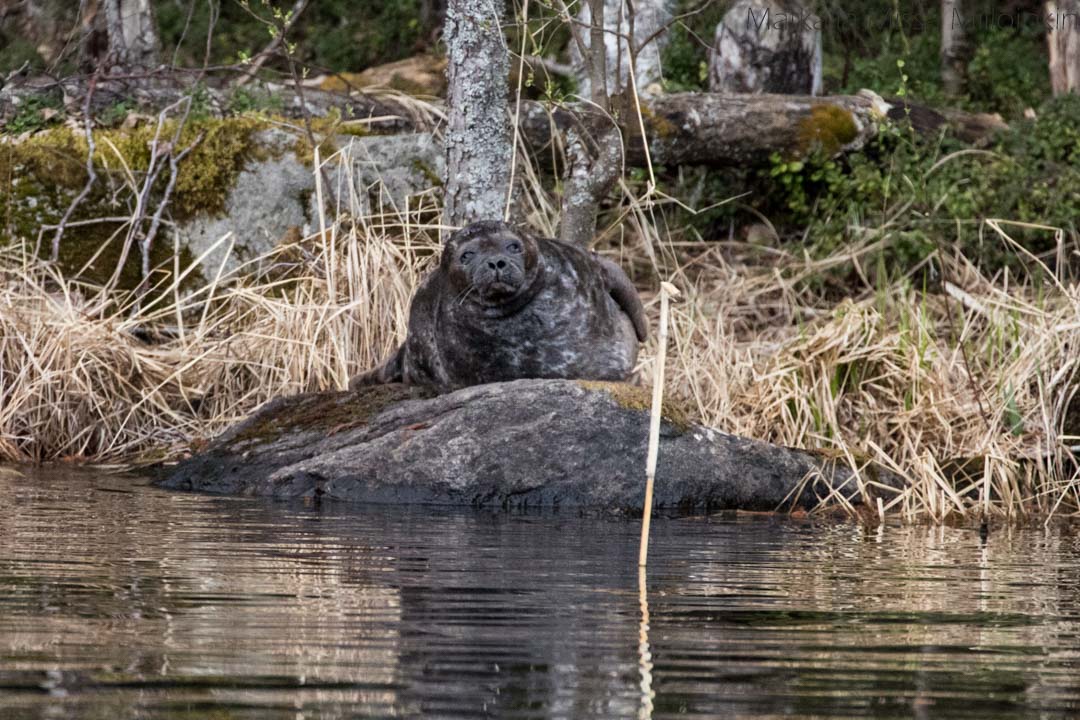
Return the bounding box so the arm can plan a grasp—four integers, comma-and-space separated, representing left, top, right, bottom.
1, 120, 443, 289
160, 379, 900, 513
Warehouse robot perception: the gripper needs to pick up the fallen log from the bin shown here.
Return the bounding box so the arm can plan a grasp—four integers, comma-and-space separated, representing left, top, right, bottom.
519, 91, 1009, 167
0, 74, 432, 135
2, 73, 1007, 166
160, 379, 903, 513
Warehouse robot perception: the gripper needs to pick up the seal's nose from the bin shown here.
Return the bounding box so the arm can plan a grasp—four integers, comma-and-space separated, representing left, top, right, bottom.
487, 257, 508, 270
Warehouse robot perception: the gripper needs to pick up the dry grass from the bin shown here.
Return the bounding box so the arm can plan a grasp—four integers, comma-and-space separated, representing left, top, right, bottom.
2, 136, 1078, 522
651, 235, 1080, 522
0, 144, 440, 462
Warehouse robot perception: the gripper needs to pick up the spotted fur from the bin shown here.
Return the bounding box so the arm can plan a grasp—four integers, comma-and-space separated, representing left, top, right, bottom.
350, 221, 647, 391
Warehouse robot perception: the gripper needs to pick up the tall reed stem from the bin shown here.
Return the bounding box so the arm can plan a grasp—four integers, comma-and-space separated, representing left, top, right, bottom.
639, 281, 679, 567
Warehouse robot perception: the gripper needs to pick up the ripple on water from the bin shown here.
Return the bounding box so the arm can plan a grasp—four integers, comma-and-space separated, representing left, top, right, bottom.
0, 467, 1078, 719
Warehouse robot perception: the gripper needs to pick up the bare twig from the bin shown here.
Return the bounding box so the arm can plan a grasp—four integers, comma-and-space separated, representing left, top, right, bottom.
234, 0, 308, 88
587, 0, 608, 107
136, 130, 205, 302
46, 74, 100, 263
95, 96, 193, 305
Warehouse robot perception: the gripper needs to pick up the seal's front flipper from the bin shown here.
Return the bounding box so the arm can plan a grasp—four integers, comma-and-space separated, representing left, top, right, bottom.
597, 256, 648, 342
348, 344, 405, 390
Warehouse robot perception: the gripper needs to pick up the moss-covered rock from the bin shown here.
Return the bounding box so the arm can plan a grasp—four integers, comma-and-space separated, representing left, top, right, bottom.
576, 380, 693, 433
2, 117, 445, 290
1, 117, 265, 289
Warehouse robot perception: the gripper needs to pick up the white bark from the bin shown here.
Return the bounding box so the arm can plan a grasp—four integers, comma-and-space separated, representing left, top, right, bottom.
442, 0, 512, 229
1048, 0, 1080, 95
102, 0, 160, 68
941, 0, 965, 96
569, 0, 672, 99
708, 0, 822, 96
558, 125, 622, 246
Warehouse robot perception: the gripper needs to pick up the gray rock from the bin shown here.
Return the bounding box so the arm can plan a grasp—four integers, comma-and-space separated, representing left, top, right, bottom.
180, 130, 313, 277
181, 130, 445, 281
328, 132, 445, 211
160, 379, 900, 513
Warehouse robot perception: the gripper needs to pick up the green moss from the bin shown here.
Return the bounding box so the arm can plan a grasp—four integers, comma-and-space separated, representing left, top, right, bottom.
411, 158, 443, 188
577, 380, 694, 433
0, 116, 271, 289
231, 384, 437, 446
292, 132, 338, 168
641, 104, 678, 140
93, 116, 264, 219
796, 105, 859, 157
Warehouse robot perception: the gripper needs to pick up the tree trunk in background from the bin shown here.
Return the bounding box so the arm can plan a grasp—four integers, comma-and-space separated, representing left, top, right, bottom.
101, 0, 160, 69
442, 0, 511, 230
569, 0, 672, 99
941, 0, 965, 96
1048, 0, 1080, 95
709, 0, 822, 95
558, 0, 621, 247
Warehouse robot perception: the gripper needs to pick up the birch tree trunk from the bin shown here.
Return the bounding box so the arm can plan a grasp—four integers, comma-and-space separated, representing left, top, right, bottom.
102, 0, 160, 69
569, 0, 672, 99
709, 0, 822, 95
442, 0, 512, 230
558, 0, 623, 246
941, 0, 965, 96
1048, 0, 1080, 95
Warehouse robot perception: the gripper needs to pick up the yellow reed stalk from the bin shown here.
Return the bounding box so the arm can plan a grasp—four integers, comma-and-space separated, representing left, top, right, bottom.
639, 280, 679, 568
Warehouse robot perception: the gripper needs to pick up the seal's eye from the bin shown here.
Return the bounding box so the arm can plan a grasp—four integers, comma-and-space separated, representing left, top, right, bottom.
459, 251, 475, 264
506, 241, 522, 253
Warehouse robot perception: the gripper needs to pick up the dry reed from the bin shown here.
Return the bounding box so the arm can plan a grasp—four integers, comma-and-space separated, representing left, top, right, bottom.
2, 133, 1078, 523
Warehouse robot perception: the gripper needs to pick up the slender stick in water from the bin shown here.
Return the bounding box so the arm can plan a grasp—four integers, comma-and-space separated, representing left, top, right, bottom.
639, 281, 680, 568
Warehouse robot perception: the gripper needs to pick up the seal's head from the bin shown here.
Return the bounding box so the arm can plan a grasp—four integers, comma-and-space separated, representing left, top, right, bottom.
444, 221, 540, 306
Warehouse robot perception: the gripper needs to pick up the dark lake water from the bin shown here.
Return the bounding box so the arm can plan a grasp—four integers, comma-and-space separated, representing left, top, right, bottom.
0, 468, 1078, 719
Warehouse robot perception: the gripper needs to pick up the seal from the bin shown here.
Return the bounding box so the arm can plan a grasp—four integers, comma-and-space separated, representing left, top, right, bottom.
350, 220, 648, 391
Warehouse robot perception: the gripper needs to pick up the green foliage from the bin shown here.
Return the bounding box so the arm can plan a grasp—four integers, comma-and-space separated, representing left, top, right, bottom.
226, 87, 285, 115
0, 34, 44, 72
966, 27, 1050, 119
834, 5, 1051, 119
156, 0, 435, 73
667, 93, 1080, 281
786, 95, 1077, 274
840, 29, 946, 105
5, 95, 64, 135
97, 101, 136, 128
766, 153, 845, 220
661, 3, 726, 92
187, 83, 215, 121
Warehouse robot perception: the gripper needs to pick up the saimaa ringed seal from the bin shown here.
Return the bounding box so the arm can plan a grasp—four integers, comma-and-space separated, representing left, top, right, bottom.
350, 220, 647, 391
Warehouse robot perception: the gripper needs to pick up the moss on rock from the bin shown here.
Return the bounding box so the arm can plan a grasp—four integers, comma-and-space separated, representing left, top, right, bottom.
231, 384, 438, 446
1, 116, 274, 289
576, 380, 694, 433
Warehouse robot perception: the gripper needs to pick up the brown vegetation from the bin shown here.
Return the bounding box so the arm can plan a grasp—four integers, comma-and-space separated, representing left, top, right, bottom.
1, 138, 1077, 522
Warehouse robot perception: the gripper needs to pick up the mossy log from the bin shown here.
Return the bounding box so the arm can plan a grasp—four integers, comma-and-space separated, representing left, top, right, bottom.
3, 75, 1007, 169
519, 91, 1008, 168
160, 378, 903, 513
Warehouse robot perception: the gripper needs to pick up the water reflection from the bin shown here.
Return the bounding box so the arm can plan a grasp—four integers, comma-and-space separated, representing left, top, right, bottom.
0, 468, 1078, 719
